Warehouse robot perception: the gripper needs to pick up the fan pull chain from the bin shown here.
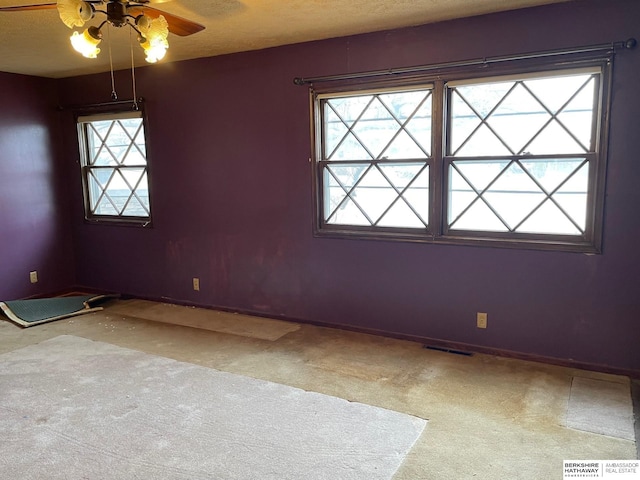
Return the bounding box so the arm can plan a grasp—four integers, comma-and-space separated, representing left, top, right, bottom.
130, 27, 138, 111
108, 24, 117, 100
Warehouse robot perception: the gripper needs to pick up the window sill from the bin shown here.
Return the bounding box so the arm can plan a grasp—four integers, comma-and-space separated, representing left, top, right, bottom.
314, 227, 600, 254
84, 216, 152, 228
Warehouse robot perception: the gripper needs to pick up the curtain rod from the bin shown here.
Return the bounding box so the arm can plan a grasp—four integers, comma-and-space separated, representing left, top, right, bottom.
293, 38, 636, 86
57, 98, 145, 111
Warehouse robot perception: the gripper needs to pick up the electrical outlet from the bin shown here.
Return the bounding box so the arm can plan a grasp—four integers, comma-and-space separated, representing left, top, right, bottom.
29, 271, 38, 284
477, 312, 488, 329
192, 277, 200, 291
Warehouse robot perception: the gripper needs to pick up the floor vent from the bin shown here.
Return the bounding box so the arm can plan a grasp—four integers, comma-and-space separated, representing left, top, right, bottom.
424, 345, 473, 356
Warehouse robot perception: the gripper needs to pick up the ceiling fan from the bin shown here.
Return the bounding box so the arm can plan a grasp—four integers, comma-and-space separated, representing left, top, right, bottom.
0, 0, 205, 62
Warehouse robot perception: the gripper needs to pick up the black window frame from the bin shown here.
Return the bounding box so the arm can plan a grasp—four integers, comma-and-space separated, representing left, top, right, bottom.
310, 51, 613, 253
75, 105, 153, 227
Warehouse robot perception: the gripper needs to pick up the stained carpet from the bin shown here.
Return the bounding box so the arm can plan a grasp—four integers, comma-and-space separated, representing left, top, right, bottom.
106, 299, 300, 341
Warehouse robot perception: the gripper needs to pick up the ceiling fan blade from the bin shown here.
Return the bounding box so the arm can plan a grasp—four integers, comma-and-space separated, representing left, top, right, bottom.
0, 3, 57, 12
128, 5, 204, 37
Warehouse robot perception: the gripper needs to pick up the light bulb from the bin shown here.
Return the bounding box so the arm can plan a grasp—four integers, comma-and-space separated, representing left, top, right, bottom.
70, 27, 102, 58
141, 37, 168, 63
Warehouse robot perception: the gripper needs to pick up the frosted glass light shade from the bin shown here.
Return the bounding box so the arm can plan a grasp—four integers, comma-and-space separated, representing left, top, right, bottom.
70, 27, 101, 58
57, 0, 93, 28
138, 15, 169, 63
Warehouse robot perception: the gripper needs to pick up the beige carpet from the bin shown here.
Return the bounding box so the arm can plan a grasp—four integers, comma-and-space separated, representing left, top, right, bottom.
106, 299, 300, 341
565, 376, 635, 441
0, 335, 426, 479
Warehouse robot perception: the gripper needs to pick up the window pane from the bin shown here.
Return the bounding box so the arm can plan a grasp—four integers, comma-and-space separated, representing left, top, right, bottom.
85, 119, 145, 166
450, 82, 513, 155
548, 161, 588, 231
353, 166, 400, 222
324, 164, 369, 224
353, 97, 401, 158
483, 162, 546, 229
112, 168, 147, 217
449, 73, 597, 157
378, 165, 429, 228
121, 168, 150, 216
487, 83, 550, 154
525, 121, 586, 154
450, 199, 509, 232
324, 109, 349, 159
323, 88, 432, 161
88, 169, 116, 215
87, 167, 150, 217
449, 158, 588, 234
517, 200, 582, 235
323, 162, 428, 228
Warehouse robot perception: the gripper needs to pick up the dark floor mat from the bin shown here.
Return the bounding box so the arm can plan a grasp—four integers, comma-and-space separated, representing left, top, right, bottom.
0, 295, 118, 327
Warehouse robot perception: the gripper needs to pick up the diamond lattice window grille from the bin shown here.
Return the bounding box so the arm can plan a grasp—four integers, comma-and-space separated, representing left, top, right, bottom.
324, 163, 429, 228
448, 158, 588, 234
79, 113, 150, 220
320, 88, 432, 229
446, 71, 597, 236
324, 89, 432, 161
313, 60, 609, 251
450, 73, 596, 157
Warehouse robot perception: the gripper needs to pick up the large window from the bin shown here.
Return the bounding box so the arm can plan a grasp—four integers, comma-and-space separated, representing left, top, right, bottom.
312, 57, 611, 252
77, 110, 151, 224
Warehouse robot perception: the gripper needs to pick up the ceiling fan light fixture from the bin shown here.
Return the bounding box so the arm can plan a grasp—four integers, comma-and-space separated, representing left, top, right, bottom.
137, 14, 169, 63
70, 25, 102, 58
57, 0, 94, 28
2, 0, 206, 65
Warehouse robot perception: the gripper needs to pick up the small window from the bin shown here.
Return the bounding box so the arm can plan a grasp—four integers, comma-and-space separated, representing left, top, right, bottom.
77, 110, 151, 224
312, 57, 611, 252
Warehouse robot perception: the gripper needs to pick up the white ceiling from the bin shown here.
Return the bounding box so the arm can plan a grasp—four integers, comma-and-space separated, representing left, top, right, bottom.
0, 0, 576, 79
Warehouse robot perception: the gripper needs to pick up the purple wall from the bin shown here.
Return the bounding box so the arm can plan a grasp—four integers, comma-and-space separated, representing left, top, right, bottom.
56, 0, 640, 372
0, 72, 75, 300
